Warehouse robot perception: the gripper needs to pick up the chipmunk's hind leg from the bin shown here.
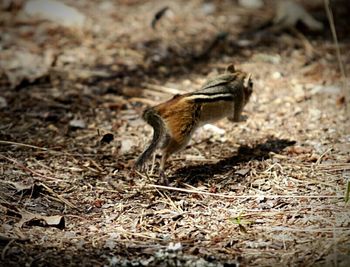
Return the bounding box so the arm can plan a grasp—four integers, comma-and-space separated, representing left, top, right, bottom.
159, 136, 191, 184
159, 151, 171, 185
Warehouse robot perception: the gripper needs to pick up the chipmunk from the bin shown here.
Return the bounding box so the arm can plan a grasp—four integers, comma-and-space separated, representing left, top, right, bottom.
135, 64, 253, 180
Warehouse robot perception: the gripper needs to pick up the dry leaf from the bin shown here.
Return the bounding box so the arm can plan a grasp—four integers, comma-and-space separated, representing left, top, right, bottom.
17, 211, 65, 229
235, 168, 250, 176
6, 181, 43, 197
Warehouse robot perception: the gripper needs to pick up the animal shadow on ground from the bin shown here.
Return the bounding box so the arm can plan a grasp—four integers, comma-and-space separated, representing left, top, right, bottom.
170, 138, 296, 184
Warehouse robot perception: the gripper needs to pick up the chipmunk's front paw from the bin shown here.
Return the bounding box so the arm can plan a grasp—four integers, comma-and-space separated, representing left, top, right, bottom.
228, 114, 248, 123
159, 170, 169, 185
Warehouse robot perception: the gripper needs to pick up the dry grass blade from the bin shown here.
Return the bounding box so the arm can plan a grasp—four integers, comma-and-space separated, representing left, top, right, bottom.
148, 184, 343, 198
38, 183, 77, 210
0, 140, 94, 157
0, 155, 67, 182
0, 140, 69, 155
324, 0, 348, 107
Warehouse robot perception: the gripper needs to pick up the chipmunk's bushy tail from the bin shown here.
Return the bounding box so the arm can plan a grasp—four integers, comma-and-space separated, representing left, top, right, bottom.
134, 108, 165, 171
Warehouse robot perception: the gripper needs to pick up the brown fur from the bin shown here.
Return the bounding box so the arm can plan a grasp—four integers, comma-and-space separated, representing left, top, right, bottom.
134, 65, 253, 178
156, 97, 198, 145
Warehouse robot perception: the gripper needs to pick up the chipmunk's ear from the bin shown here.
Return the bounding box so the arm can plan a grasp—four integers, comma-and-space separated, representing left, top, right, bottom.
225, 64, 235, 73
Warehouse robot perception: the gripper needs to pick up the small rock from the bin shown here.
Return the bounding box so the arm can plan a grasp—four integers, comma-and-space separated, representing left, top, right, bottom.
272, 72, 282, 79
238, 0, 264, 9
98, 1, 114, 11
69, 119, 86, 129
309, 108, 321, 121
203, 124, 226, 135
167, 242, 182, 252
256, 195, 265, 203
236, 39, 253, 47
310, 85, 341, 95
0, 96, 7, 108
24, 0, 86, 28
201, 3, 216, 15
120, 139, 134, 154
252, 53, 281, 64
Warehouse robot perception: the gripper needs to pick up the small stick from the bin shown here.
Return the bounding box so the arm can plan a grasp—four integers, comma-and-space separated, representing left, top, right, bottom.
148, 184, 343, 199
324, 0, 348, 108
0, 155, 66, 183
89, 159, 104, 172
39, 182, 77, 209
0, 140, 67, 155
315, 148, 332, 165
0, 140, 94, 157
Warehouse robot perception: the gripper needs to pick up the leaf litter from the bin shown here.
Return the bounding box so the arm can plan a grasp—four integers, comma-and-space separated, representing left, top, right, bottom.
0, 0, 350, 266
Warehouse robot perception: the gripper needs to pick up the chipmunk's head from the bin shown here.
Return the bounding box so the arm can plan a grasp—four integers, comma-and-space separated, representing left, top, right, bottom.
243, 73, 253, 104
225, 64, 253, 104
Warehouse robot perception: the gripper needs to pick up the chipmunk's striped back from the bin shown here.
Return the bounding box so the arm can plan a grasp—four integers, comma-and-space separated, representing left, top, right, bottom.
134, 65, 253, 182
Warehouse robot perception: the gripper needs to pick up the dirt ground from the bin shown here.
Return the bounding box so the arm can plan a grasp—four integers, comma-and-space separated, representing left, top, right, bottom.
0, 0, 349, 266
